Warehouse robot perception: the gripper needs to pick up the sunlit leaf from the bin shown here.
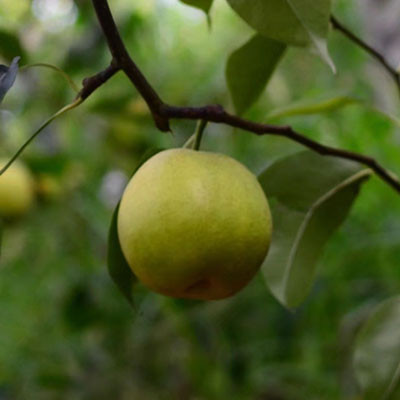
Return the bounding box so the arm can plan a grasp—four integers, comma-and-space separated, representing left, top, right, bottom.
265, 94, 400, 127
226, 34, 286, 114
354, 296, 400, 400
226, 0, 335, 70
266, 95, 360, 120
259, 151, 371, 309
107, 148, 163, 306
0, 56, 20, 104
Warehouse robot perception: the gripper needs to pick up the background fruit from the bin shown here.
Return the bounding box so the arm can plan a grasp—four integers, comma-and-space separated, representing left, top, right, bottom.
117, 148, 272, 300
0, 159, 35, 218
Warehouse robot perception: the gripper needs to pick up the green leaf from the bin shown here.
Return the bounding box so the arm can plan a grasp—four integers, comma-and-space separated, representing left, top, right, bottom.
258, 151, 371, 309
266, 95, 360, 120
0, 219, 3, 261
107, 203, 136, 306
265, 94, 400, 128
226, 34, 286, 115
179, 0, 213, 14
107, 148, 163, 306
226, 0, 334, 70
354, 296, 400, 400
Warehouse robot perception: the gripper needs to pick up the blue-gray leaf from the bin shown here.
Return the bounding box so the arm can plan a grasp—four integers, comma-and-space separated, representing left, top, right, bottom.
0, 56, 20, 104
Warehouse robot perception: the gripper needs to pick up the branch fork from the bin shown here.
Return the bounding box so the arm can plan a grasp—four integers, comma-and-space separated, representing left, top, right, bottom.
3, 0, 400, 195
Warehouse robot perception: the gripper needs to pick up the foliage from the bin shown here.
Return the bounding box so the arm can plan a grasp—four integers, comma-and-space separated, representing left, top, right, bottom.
259, 151, 371, 309
353, 296, 400, 400
0, 0, 399, 399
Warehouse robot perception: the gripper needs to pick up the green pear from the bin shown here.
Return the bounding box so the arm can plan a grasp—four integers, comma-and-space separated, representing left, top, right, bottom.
117, 149, 272, 300
0, 159, 35, 218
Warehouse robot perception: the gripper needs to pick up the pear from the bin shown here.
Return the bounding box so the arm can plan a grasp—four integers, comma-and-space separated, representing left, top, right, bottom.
0, 159, 35, 218
118, 149, 272, 300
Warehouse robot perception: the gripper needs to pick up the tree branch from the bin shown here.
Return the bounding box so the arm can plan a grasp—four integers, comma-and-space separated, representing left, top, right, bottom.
91, 0, 168, 131
330, 15, 400, 93
78, 61, 120, 100
82, 0, 400, 195
161, 104, 400, 193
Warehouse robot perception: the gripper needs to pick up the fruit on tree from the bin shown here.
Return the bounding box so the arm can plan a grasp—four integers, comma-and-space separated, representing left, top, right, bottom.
117, 148, 272, 300
0, 159, 35, 218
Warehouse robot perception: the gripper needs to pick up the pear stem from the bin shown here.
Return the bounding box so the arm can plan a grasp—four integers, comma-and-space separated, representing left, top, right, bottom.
193, 120, 208, 151
182, 134, 196, 149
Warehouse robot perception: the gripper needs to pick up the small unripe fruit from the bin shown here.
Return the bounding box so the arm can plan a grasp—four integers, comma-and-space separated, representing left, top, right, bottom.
0, 159, 35, 218
118, 149, 272, 300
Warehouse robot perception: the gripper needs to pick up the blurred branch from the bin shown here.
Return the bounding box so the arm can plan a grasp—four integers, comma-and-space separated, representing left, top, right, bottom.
84, 0, 400, 194
330, 15, 400, 93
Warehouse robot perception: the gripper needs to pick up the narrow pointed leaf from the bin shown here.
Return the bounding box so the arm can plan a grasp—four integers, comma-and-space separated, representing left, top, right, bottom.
107, 148, 163, 306
266, 96, 360, 120
265, 94, 400, 128
258, 151, 371, 309
226, 0, 334, 70
108, 203, 136, 305
226, 34, 286, 114
354, 296, 400, 400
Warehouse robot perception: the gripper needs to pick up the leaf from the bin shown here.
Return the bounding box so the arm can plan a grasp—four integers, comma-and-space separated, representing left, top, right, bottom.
179, 0, 213, 14
226, 0, 335, 70
354, 296, 400, 400
0, 29, 27, 64
108, 203, 137, 306
0, 219, 3, 262
258, 151, 372, 309
0, 57, 20, 104
226, 34, 286, 114
266, 95, 360, 120
265, 95, 400, 128
107, 148, 163, 306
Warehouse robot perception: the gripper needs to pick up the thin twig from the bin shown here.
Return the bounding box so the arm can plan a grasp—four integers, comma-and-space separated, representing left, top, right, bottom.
330, 15, 400, 93
0, 98, 83, 176
20, 63, 80, 93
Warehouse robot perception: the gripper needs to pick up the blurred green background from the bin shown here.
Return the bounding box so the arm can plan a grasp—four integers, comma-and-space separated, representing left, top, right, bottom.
1, 0, 400, 399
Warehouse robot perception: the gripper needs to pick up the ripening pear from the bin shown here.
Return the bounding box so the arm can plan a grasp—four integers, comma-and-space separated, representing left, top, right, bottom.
0, 159, 35, 218
117, 149, 272, 300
